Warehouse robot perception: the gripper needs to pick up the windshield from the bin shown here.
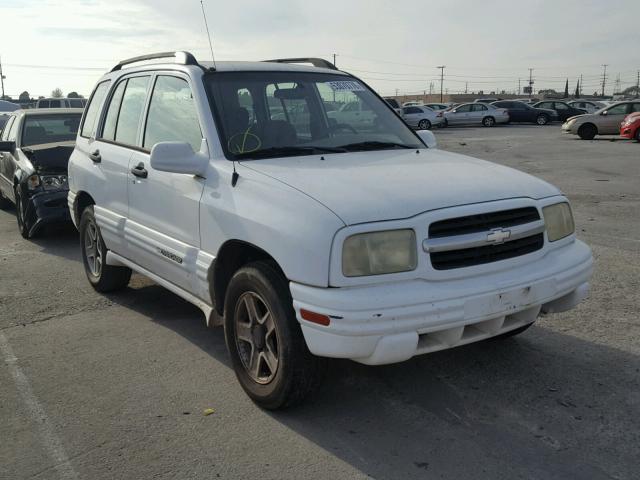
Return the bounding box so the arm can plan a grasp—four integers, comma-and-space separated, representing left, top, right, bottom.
205, 71, 423, 160
21, 113, 82, 147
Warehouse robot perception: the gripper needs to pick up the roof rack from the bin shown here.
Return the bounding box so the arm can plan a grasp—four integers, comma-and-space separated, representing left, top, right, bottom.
110, 51, 209, 72
262, 57, 338, 71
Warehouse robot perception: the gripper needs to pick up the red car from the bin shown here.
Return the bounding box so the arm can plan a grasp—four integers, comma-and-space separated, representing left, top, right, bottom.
620, 112, 640, 142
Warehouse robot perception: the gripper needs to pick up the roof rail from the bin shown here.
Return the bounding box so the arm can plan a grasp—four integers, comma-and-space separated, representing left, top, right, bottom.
262, 57, 338, 71
110, 51, 207, 72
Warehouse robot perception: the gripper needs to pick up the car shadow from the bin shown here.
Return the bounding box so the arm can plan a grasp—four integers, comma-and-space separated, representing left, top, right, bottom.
30, 222, 82, 263
106, 282, 638, 479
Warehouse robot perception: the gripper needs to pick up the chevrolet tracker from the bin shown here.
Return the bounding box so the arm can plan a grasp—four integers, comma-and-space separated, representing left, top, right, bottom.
0, 108, 83, 238
67, 52, 593, 409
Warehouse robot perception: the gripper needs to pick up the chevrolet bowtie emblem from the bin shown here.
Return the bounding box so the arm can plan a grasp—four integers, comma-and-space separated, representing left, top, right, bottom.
486, 228, 511, 244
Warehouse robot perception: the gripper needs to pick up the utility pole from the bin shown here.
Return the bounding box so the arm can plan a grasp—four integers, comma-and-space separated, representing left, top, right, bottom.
333, 53, 337, 68
518, 78, 521, 95
436, 65, 445, 102
465, 81, 468, 94
580, 74, 583, 98
528, 68, 534, 98
601, 64, 608, 97
0, 56, 5, 99
636, 71, 639, 98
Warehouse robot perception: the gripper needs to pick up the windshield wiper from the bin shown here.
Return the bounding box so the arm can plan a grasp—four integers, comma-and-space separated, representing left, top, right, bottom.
234, 145, 347, 160
336, 141, 414, 151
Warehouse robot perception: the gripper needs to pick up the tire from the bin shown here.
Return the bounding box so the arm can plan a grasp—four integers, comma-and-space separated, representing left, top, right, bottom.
494, 322, 534, 340
15, 188, 32, 239
0, 188, 12, 210
442, 118, 448, 128
79, 205, 131, 292
224, 261, 326, 410
418, 119, 431, 130
536, 114, 549, 126
482, 116, 495, 127
578, 123, 597, 140
635, 129, 640, 142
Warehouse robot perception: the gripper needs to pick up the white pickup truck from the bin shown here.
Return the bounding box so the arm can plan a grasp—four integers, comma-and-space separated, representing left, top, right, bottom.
67, 52, 593, 409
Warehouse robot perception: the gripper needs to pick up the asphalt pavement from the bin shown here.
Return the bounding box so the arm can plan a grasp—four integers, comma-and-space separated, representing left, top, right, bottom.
1, 124, 638, 480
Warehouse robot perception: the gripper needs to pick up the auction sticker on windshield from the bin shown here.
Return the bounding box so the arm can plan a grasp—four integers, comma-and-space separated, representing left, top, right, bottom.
326, 80, 365, 91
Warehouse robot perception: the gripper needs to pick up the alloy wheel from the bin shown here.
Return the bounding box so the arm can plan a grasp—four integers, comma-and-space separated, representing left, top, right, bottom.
234, 291, 279, 384
84, 220, 103, 277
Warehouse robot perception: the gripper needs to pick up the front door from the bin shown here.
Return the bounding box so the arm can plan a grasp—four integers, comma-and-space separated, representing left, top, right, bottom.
125, 74, 206, 293
597, 103, 630, 134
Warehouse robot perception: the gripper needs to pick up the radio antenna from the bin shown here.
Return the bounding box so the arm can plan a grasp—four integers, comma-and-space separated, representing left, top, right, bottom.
200, 0, 217, 69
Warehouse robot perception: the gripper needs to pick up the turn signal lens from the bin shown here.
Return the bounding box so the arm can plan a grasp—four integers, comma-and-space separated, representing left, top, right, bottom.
300, 309, 330, 326
27, 174, 40, 190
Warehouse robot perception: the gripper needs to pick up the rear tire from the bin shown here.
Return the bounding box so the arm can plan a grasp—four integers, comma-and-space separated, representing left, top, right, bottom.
79, 206, 131, 292
578, 123, 597, 140
418, 119, 431, 130
536, 114, 549, 125
482, 116, 495, 127
224, 261, 326, 410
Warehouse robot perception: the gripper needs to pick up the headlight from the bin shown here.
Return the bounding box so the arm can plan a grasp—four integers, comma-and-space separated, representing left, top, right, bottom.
342, 229, 417, 277
543, 203, 575, 242
41, 175, 68, 191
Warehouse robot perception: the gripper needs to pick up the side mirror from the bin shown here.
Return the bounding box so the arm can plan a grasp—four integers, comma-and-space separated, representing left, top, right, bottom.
601, 111, 608, 116
417, 130, 437, 148
150, 140, 209, 177
451, 109, 457, 113
0, 140, 15, 153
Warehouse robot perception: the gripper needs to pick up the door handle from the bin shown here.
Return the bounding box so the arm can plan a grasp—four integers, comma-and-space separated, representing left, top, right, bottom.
89, 149, 101, 163
131, 162, 148, 179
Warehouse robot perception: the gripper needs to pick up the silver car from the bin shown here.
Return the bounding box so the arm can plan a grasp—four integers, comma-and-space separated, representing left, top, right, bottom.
562, 101, 640, 140
401, 105, 444, 130
567, 100, 605, 114
443, 103, 510, 127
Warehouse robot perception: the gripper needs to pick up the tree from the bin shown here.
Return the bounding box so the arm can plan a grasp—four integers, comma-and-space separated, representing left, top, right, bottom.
67, 91, 82, 98
574, 80, 580, 98
51, 88, 63, 98
19, 91, 30, 102
563, 79, 569, 98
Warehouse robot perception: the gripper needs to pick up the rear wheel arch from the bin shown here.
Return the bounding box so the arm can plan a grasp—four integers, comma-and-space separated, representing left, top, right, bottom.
210, 240, 287, 316
74, 191, 96, 225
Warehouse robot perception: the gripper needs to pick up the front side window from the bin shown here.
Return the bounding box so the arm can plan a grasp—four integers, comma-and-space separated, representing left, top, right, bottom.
7, 116, 20, 142
472, 104, 487, 112
21, 113, 82, 146
604, 104, 628, 115
81, 81, 110, 138
114, 76, 150, 146
101, 80, 127, 141
555, 102, 569, 110
143, 76, 202, 152
206, 72, 422, 159
631, 103, 640, 113
456, 104, 472, 112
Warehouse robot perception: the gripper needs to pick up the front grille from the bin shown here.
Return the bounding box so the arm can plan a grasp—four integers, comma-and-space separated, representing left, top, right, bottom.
431, 233, 544, 270
429, 207, 540, 238
428, 207, 544, 270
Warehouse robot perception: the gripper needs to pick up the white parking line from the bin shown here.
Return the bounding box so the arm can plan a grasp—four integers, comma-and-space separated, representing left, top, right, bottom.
0, 332, 79, 480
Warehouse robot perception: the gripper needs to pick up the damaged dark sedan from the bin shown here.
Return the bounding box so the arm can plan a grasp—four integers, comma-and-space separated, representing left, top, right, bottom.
0, 108, 82, 238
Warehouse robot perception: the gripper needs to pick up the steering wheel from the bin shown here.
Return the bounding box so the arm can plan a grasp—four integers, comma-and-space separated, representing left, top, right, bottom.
328, 123, 358, 134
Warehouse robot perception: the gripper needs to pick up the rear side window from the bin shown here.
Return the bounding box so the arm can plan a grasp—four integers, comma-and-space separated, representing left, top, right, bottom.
69, 99, 85, 108
81, 81, 111, 138
143, 76, 202, 151
101, 80, 127, 141
1, 116, 15, 140
39, 100, 50, 108
472, 104, 487, 111
49, 100, 61, 108
114, 76, 150, 146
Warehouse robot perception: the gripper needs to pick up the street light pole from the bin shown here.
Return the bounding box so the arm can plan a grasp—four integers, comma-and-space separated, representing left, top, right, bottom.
436, 65, 445, 102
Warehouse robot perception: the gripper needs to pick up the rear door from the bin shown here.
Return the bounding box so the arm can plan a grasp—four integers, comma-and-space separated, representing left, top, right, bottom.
0, 115, 16, 200
470, 104, 488, 124
599, 103, 630, 134
126, 73, 205, 292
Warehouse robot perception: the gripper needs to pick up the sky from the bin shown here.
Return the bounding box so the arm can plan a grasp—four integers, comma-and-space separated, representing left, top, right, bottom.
1, 0, 639, 99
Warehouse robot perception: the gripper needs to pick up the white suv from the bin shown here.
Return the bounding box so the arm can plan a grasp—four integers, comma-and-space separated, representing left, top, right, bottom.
68, 52, 593, 409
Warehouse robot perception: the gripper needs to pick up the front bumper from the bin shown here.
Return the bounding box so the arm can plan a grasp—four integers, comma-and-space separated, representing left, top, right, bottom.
24, 189, 71, 236
292, 239, 592, 365
562, 122, 578, 134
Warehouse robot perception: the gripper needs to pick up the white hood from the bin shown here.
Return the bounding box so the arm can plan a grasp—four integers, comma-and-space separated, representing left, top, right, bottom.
241, 149, 560, 225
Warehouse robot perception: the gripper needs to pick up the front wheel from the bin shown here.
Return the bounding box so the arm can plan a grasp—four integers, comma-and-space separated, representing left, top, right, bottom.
79, 206, 131, 292
15, 188, 33, 239
536, 114, 549, 125
635, 129, 640, 142
224, 261, 326, 409
578, 124, 597, 140
418, 119, 431, 130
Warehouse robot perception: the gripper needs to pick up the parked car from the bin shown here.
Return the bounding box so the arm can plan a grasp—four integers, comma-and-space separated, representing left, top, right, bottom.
0, 114, 9, 131
327, 101, 377, 131
619, 112, 640, 142
443, 103, 510, 127
567, 100, 605, 114
402, 101, 423, 107
562, 101, 640, 140
491, 100, 558, 125
68, 51, 592, 409
383, 97, 402, 115
532, 100, 587, 122
474, 98, 499, 104
423, 103, 451, 111
514, 98, 540, 105
36, 97, 88, 109
401, 105, 444, 129
0, 108, 82, 238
